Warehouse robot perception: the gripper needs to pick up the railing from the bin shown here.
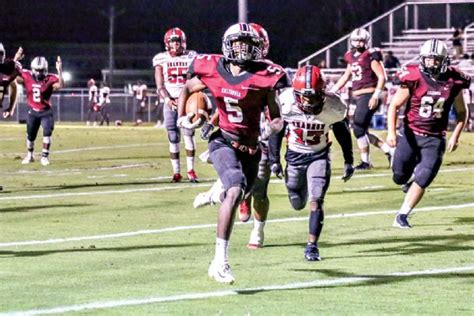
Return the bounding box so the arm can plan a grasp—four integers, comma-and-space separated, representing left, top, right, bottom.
464, 22, 474, 53
298, 0, 474, 68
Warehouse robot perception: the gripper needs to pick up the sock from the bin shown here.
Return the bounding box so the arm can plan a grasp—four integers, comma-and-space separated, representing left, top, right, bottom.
186, 156, 195, 172
171, 159, 180, 174
381, 143, 391, 154
361, 152, 370, 163
399, 201, 413, 215
253, 218, 266, 233
214, 237, 229, 264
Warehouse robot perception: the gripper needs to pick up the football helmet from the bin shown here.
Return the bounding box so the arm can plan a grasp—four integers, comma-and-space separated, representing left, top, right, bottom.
350, 28, 370, 52
222, 23, 263, 65
292, 65, 325, 114
0, 43, 5, 63
164, 27, 186, 56
249, 23, 269, 58
31, 56, 48, 81
419, 39, 448, 76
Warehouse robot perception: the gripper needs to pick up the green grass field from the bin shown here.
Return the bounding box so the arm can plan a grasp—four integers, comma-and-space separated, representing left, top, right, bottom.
1, 123, 473, 315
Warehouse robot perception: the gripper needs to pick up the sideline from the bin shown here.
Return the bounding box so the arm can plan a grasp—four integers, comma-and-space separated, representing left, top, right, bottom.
3, 265, 473, 315
1, 202, 472, 248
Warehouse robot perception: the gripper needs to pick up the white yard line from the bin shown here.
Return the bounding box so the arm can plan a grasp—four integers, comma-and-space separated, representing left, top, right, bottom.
1, 202, 472, 248
3, 265, 473, 315
54, 143, 164, 154
1, 163, 153, 176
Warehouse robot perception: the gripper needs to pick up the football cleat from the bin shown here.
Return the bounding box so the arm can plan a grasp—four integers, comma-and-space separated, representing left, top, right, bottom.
354, 161, 372, 171
187, 169, 199, 183
21, 155, 34, 165
171, 173, 182, 183
304, 243, 321, 261
247, 228, 264, 249
239, 198, 251, 222
40, 156, 50, 166
208, 261, 235, 284
393, 214, 412, 229
341, 163, 355, 182
193, 180, 224, 208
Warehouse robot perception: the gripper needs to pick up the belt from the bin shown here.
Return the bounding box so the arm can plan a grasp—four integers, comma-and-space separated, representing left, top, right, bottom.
412, 130, 430, 137
229, 140, 259, 155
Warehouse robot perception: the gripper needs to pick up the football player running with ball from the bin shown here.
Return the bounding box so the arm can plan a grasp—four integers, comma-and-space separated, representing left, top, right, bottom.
15, 48, 64, 166
278, 65, 351, 261
177, 23, 287, 284
153, 28, 199, 183
331, 28, 393, 170
387, 39, 470, 229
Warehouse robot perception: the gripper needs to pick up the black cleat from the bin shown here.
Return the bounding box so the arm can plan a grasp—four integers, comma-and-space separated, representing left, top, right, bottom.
355, 161, 372, 171
304, 243, 321, 261
393, 214, 412, 229
341, 163, 354, 182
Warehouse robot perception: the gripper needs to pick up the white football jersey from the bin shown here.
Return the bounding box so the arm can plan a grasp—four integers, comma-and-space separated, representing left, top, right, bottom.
99, 86, 111, 105
152, 50, 197, 99
279, 88, 347, 154
88, 85, 98, 103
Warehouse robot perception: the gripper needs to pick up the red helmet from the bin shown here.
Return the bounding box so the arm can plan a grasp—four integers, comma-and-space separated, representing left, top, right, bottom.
249, 23, 269, 58
164, 27, 187, 56
292, 65, 325, 114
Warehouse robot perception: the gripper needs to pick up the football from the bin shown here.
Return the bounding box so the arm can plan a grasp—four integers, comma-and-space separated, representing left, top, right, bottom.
185, 92, 211, 126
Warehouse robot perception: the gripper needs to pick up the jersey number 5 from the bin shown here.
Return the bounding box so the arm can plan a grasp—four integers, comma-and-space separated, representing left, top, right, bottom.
224, 97, 243, 123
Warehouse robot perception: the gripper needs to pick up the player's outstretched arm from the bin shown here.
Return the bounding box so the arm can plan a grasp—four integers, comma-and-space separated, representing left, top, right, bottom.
330, 64, 351, 93
53, 56, 64, 90
2, 81, 18, 118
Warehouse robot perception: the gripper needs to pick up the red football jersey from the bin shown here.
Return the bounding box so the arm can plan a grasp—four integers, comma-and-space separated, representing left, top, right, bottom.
0, 59, 21, 104
344, 48, 383, 91
20, 70, 59, 111
397, 65, 471, 136
190, 54, 286, 143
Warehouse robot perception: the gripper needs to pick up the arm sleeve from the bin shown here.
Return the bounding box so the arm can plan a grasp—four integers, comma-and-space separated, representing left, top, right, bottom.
268, 121, 286, 165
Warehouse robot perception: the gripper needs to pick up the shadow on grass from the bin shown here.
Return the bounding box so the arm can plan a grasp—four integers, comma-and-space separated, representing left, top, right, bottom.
0, 203, 93, 213
0, 242, 208, 258
236, 270, 474, 295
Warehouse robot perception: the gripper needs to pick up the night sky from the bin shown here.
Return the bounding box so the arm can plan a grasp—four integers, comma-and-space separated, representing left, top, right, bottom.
6, 0, 472, 86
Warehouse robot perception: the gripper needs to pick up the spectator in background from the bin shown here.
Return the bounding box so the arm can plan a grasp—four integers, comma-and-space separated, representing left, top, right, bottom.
99, 82, 111, 126
133, 81, 147, 126
86, 78, 100, 126
154, 97, 164, 128
318, 59, 327, 69
451, 28, 463, 60
384, 51, 401, 69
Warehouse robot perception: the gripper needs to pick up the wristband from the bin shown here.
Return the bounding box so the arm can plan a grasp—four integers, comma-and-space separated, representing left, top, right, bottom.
372, 89, 382, 99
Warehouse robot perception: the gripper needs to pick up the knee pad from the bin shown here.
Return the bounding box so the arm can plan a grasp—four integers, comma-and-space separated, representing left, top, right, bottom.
167, 129, 180, 144
183, 135, 196, 151
392, 172, 409, 185
42, 136, 51, 144
288, 191, 306, 211
353, 125, 367, 139
169, 142, 180, 154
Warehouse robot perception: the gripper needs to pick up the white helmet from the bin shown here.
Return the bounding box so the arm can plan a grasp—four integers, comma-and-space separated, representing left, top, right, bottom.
0, 43, 5, 63
419, 39, 448, 76
350, 28, 370, 52
31, 56, 48, 80
222, 23, 263, 65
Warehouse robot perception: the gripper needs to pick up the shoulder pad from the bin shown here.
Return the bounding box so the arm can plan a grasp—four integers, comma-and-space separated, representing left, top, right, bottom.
396, 64, 420, 83
152, 52, 169, 67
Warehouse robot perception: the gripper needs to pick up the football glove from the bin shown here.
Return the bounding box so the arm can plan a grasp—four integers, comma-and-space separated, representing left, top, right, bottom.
177, 112, 202, 130
271, 162, 283, 179
200, 122, 215, 140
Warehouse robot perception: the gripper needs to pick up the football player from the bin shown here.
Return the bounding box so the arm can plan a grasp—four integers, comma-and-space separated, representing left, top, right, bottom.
1, 43, 20, 119
98, 82, 111, 126
16, 51, 64, 166
177, 22, 287, 284
133, 81, 148, 126
278, 65, 350, 261
387, 39, 470, 228
331, 28, 393, 170
86, 78, 99, 126
153, 27, 199, 183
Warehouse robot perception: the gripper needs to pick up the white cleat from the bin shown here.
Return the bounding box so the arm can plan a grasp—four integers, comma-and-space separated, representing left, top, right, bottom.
21, 155, 34, 164
247, 228, 264, 249
208, 261, 235, 284
193, 179, 224, 209
40, 157, 50, 166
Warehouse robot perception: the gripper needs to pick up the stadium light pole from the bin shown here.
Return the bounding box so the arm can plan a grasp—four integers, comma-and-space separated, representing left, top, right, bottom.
101, 5, 125, 88
238, 0, 248, 23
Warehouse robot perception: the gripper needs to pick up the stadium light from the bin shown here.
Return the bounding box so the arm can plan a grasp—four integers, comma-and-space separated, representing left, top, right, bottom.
62, 71, 72, 82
